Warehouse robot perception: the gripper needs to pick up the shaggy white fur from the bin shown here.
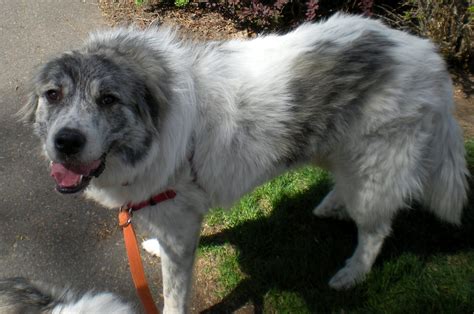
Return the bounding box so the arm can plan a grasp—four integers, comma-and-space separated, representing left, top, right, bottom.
25, 13, 469, 313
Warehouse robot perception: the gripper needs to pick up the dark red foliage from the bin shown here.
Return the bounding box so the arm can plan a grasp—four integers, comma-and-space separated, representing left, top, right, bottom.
209, 0, 375, 31
358, 0, 374, 16
305, 0, 319, 21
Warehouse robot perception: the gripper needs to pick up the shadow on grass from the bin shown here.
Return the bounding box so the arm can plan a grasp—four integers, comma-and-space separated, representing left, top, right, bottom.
200, 175, 474, 313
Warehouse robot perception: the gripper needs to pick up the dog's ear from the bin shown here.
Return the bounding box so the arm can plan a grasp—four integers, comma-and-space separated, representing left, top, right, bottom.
143, 86, 160, 123
16, 91, 38, 124
16, 63, 43, 124
135, 83, 169, 133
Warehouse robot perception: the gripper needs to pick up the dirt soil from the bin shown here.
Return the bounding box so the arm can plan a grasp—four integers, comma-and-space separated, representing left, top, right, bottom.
99, 0, 254, 40
454, 82, 474, 138
98, 1, 474, 311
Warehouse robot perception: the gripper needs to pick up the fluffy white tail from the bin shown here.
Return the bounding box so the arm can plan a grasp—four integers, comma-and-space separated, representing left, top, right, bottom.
425, 112, 469, 225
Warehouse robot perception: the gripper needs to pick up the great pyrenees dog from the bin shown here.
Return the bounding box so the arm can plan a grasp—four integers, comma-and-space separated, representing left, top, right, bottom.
22, 14, 468, 312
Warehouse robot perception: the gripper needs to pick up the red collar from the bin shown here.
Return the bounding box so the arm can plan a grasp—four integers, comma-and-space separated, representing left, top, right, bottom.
126, 190, 177, 211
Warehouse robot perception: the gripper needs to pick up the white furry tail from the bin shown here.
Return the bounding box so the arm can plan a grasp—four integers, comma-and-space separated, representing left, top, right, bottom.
425, 112, 469, 225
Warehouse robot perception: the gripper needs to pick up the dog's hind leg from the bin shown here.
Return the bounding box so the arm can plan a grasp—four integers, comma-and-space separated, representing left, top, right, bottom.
328, 131, 426, 289
329, 220, 391, 289
328, 176, 398, 290
313, 188, 349, 220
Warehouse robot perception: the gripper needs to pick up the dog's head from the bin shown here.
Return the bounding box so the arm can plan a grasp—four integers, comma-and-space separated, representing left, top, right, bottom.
21, 32, 172, 194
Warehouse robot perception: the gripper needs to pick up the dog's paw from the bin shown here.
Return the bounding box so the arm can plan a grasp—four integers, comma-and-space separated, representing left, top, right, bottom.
328, 263, 366, 290
142, 238, 161, 258
313, 190, 347, 219
313, 203, 346, 218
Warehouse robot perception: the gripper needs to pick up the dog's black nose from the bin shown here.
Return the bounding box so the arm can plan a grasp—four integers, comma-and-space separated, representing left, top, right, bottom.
54, 128, 86, 156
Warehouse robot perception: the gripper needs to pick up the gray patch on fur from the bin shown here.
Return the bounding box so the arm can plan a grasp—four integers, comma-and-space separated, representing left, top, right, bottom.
24, 42, 174, 165
0, 278, 56, 313
283, 30, 396, 164
113, 131, 153, 165
0, 277, 134, 313
83, 30, 174, 126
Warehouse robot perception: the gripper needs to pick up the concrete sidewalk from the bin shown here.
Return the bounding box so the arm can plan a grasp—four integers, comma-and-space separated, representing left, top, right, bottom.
0, 1, 161, 310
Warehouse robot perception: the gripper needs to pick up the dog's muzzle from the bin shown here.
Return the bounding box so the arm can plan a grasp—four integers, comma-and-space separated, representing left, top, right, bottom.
50, 154, 106, 194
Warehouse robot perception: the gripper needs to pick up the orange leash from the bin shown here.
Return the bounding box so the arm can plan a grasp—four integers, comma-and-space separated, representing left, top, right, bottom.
119, 209, 160, 314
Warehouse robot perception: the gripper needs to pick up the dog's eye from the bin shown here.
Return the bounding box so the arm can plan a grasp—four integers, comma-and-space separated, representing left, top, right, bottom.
99, 94, 118, 106
45, 89, 61, 102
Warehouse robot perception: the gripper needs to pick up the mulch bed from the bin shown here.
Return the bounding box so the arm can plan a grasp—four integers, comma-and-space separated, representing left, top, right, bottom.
99, 0, 253, 40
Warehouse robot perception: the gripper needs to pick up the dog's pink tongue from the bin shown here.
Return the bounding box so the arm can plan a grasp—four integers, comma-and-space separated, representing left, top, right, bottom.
51, 163, 82, 187
50, 160, 101, 187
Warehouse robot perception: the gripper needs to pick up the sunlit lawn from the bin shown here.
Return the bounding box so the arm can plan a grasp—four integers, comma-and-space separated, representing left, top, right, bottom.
197, 140, 474, 313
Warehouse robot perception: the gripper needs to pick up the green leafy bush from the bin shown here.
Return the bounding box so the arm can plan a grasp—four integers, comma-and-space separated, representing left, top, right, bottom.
175, 0, 190, 7
382, 0, 472, 69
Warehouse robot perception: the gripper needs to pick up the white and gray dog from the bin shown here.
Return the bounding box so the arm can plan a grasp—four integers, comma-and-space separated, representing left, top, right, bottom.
21, 14, 468, 313
0, 278, 133, 313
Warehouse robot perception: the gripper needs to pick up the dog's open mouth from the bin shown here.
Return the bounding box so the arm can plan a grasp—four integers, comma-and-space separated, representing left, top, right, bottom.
50, 156, 106, 194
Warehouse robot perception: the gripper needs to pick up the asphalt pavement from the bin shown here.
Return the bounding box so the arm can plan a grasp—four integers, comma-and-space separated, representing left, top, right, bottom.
0, 1, 161, 310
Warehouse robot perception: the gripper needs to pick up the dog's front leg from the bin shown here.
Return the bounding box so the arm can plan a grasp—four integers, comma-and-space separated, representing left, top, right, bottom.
160, 222, 201, 314
137, 200, 204, 314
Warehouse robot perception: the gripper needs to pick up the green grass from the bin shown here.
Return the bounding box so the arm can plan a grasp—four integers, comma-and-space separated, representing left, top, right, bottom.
197, 140, 474, 313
